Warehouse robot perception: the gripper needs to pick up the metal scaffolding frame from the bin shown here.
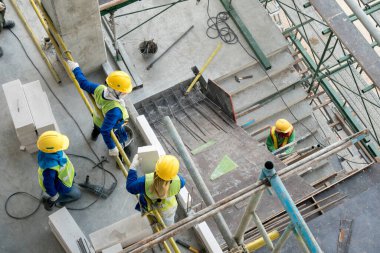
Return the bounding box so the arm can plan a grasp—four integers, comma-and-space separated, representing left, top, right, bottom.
260, 0, 380, 158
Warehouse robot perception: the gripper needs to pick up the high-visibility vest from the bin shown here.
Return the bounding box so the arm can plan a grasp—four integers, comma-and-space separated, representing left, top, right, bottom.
270, 126, 292, 149
144, 173, 181, 213
38, 153, 75, 192
92, 85, 129, 128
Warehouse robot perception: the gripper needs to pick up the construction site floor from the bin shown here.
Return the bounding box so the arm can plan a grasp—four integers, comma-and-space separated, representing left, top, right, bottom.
0, 3, 199, 252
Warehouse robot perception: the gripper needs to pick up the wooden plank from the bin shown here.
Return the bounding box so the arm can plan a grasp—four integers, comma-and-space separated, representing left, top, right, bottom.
337, 219, 353, 253
2, 79, 35, 134
48, 207, 95, 253
89, 213, 153, 253
310, 0, 380, 88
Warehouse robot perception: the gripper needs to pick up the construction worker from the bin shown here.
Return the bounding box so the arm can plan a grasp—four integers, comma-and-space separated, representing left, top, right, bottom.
266, 119, 295, 154
67, 60, 132, 157
37, 131, 81, 211
126, 154, 186, 226
0, 0, 15, 57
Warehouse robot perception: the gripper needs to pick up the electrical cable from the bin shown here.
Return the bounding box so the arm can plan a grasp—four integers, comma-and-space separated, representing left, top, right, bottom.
206, 0, 257, 61
204, 2, 370, 166
5, 28, 118, 219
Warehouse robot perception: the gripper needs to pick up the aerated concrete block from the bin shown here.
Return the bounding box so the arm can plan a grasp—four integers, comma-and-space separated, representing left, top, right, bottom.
41, 0, 106, 74
137, 145, 159, 174
2, 80, 35, 135
101, 244, 122, 253
49, 207, 95, 253
23, 81, 56, 134
89, 213, 152, 253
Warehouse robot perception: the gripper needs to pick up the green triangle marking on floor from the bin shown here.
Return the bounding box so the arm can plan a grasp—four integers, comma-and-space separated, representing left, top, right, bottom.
210, 155, 238, 181
191, 140, 216, 155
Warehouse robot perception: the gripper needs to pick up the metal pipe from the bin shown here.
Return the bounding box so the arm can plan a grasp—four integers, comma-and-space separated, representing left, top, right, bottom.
261, 162, 322, 252
163, 116, 237, 249
344, 0, 380, 45
272, 133, 314, 155
272, 224, 293, 253
245, 230, 279, 252
251, 212, 274, 250
280, 129, 367, 177
234, 189, 265, 244
9, 0, 61, 83
122, 131, 366, 252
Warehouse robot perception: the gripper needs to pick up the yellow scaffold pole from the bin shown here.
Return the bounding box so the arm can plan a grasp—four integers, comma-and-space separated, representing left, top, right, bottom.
185, 42, 222, 95
32, 1, 180, 252
34, 0, 130, 170
10, 0, 61, 83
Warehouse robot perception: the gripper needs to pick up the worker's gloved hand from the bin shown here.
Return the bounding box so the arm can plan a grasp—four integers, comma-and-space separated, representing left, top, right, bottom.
108, 147, 119, 156
0, 2, 5, 12
130, 154, 140, 170
67, 60, 79, 71
42, 193, 59, 211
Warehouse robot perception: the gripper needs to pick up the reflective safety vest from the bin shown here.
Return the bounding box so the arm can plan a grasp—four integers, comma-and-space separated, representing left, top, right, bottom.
38, 153, 75, 192
92, 85, 129, 128
270, 126, 293, 149
144, 173, 181, 213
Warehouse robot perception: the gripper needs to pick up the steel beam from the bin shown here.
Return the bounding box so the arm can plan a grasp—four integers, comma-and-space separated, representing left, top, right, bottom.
289, 33, 380, 157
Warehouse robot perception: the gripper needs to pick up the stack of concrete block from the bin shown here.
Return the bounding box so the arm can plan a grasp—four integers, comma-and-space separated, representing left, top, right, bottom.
2, 79, 58, 153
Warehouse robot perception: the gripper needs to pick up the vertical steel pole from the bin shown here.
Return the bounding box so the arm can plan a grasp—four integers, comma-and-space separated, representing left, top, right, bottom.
163, 116, 238, 249
261, 161, 323, 253
272, 224, 294, 253
109, 11, 120, 60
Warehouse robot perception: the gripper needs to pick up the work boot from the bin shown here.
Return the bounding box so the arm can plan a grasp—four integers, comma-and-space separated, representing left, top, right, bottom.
91, 127, 100, 141
42, 197, 55, 211
0, 47, 3, 58
3, 20, 15, 29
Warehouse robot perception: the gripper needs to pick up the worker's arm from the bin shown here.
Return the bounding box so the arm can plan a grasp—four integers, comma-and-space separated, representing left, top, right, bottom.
100, 108, 123, 149
178, 175, 186, 188
72, 67, 99, 94
126, 169, 146, 194
266, 134, 276, 152
285, 131, 296, 154
42, 169, 58, 197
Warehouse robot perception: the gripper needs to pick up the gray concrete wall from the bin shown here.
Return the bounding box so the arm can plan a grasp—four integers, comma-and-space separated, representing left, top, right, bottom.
42, 0, 106, 74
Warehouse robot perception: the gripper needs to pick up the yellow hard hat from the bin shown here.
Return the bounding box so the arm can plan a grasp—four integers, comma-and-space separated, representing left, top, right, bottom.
37, 131, 69, 153
106, 71, 132, 93
275, 119, 293, 133
155, 155, 179, 181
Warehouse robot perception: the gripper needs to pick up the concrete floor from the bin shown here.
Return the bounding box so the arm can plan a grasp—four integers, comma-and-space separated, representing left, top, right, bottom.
112, 0, 286, 103
0, 1, 196, 252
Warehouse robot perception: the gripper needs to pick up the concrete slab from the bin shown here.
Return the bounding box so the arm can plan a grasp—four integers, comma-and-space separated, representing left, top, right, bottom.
41, 0, 106, 74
